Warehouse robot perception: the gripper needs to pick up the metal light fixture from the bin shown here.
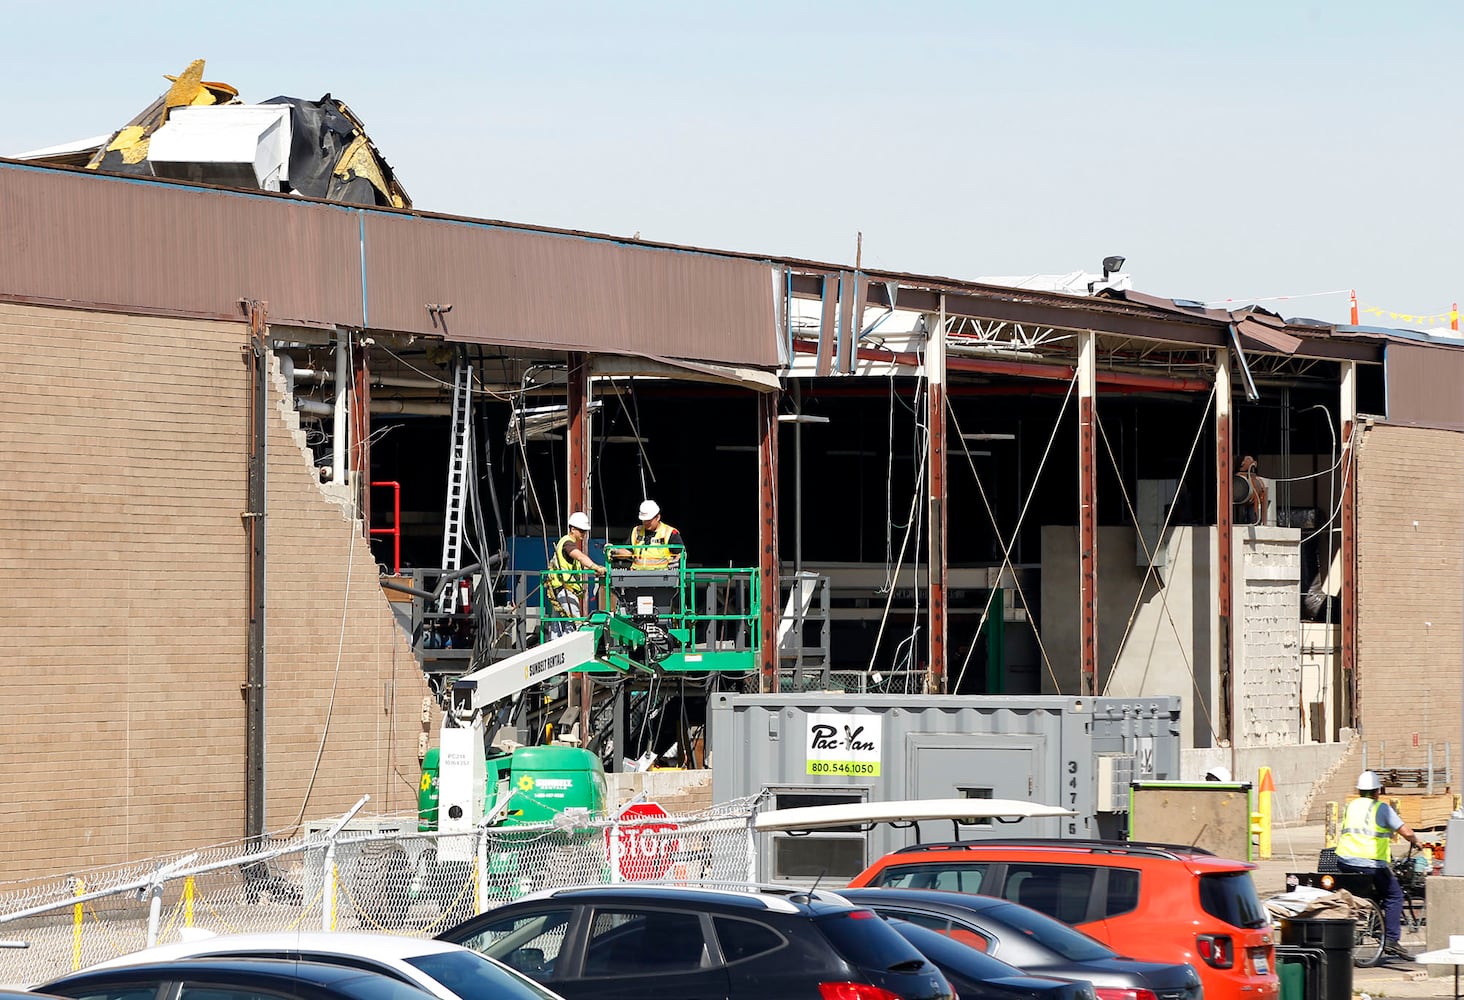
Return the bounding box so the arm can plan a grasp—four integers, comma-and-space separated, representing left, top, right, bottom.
1102, 255, 1126, 280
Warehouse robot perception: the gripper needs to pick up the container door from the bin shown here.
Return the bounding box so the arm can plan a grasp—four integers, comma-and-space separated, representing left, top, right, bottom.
905, 733, 1057, 839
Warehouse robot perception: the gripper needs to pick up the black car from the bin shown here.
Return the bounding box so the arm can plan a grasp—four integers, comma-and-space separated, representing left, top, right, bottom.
839, 889, 1202, 1000
437, 884, 955, 1000
40, 957, 440, 1000
887, 919, 1097, 1000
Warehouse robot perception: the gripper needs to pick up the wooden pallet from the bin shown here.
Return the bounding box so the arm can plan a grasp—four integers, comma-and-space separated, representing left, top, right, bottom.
1385, 791, 1456, 830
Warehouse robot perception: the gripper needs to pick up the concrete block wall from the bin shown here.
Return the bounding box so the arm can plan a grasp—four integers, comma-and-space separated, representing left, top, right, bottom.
1233, 527, 1302, 748
1355, 423, 1464, 779
607, 769, 714, 814
0, 303, 433, 880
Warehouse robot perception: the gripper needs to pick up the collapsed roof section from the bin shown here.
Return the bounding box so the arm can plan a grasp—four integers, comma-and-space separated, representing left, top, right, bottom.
19, 59, 408, 208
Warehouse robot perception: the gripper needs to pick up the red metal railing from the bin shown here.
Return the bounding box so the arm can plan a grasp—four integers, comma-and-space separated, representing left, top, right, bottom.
370, 480, 402, 573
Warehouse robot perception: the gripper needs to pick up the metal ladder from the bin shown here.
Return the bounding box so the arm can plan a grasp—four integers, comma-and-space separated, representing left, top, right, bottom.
437, 363, 473, 613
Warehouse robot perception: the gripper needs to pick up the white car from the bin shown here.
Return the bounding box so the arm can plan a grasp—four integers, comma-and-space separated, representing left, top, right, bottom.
85, 931, 566, 1000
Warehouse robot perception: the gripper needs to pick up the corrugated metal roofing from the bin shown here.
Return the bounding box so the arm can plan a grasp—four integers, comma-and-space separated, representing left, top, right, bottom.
0, 161, 362, 327
360, 212, 777, 366
0, 159, 777, 368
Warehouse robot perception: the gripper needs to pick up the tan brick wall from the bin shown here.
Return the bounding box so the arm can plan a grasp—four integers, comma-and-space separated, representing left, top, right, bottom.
0, 302, 434, 880
1356, 422, 1464, 777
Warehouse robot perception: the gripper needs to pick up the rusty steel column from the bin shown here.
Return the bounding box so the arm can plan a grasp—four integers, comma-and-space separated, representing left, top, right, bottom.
567, 353, 593, 743
1215, 347, 1233, 743
1077, 331, 1098, 696
758, 390, 781, 692
352, 335, 371, 527
243, 300, 268, 843
926, 298, 948, 694
1339, 361, 1358, 728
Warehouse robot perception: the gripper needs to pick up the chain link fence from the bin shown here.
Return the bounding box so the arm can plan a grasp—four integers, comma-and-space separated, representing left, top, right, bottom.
0, 797, 759, 989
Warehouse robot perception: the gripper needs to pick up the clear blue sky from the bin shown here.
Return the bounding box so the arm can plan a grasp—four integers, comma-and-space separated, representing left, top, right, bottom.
6, 0, 1461, 326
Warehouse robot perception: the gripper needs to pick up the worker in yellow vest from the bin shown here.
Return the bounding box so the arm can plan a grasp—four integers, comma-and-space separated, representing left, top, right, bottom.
1336, 770, 1423, 960
545, 511, 604, 636
609, 500, 685, 570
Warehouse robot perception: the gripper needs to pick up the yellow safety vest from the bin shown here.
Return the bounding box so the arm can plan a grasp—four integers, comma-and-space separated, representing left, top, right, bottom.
629, 522, 679, 570
1337, 797, 1390, 862
546, 534, 586, 595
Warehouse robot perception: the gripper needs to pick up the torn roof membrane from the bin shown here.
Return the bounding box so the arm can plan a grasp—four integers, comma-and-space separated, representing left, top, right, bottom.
22, 59, 409, 208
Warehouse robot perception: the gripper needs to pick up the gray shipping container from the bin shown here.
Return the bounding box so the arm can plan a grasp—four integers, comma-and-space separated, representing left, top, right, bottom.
708, 693, 1181, 883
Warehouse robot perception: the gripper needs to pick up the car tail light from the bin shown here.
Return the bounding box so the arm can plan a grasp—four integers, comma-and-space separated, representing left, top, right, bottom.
1197, 933, 1235, 969
819, 983, 905, 1000
1093, 990, 1158, 1000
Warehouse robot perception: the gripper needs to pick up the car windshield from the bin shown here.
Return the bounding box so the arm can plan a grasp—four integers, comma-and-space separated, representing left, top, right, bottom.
408, 951, 563, 1000
984, 902, 1114, 962
1198, 872, 1269, 929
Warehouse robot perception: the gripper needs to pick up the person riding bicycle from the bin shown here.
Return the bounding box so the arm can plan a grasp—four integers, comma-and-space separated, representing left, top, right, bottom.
1336, 769, 1424, 961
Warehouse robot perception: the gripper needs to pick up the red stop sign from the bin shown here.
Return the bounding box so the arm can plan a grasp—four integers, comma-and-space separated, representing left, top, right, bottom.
610, 801, 681, 880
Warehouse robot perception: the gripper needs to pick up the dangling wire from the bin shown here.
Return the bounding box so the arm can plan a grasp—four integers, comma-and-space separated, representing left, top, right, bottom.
948, 373, 1079, 695
613, 380, 655, 499
1096, 388, 1221, 743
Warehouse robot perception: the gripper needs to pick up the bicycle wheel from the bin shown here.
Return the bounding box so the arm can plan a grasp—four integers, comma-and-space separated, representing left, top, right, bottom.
1353, 899, 1386, 968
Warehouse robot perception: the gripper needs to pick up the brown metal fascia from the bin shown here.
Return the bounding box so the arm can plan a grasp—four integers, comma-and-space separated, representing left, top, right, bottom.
791, 272, 1384, 363
361, 213, 779, 368
790, 340, 1211, 391
757, 392, 780, 692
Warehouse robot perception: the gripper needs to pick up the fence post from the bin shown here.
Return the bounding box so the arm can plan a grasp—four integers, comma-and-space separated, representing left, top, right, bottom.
322, 839, 337, 932
71, 877, 84, 971
609, 815, 623, 884
476, 829, 489, 915
184, 877, 195, 929
146, 854, 199, 947
745, 812, 758, 882
146, 883, 165, 947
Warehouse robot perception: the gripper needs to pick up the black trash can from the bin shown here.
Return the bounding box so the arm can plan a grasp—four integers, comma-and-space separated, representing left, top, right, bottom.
1279, 918, 1353, 1000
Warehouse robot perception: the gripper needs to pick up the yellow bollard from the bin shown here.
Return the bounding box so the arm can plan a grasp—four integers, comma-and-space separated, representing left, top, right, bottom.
1324, 801, 1339, 848
1257, 766, 1274, 859
185, 876, 195, 929
72, 877, 85, 971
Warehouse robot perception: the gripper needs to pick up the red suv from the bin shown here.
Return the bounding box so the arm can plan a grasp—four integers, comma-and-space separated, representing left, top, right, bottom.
849, 839, 1277, 1000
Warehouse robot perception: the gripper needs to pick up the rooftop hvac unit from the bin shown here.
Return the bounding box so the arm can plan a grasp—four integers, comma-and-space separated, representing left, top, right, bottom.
148, 104, 292, 192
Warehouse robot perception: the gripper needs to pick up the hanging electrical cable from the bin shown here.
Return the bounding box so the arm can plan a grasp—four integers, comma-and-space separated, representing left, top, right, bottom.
865, 434, 928, 676
610, 380, 655, 499
882, 373, 897, 592
1095, 400, 1222, 743
947, 373, 1079, 695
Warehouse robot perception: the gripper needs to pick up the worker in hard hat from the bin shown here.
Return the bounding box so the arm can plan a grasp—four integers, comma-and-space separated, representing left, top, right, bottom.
609, 500, 685, 571
1336, 770, 1424, 960
545, 511, 604, 636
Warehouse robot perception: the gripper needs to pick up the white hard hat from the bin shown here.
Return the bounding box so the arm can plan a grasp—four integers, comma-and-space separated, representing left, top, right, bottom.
637, 500, 660, 521
1357, 770, 1382, 792
568, 511, 590, 531
1204, 767, 1232, 783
